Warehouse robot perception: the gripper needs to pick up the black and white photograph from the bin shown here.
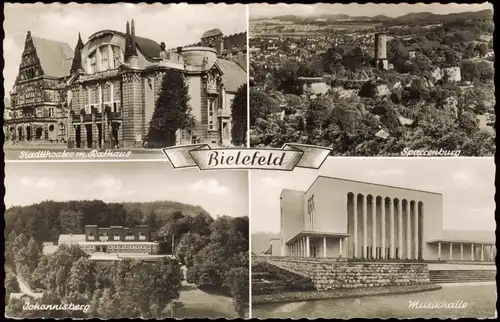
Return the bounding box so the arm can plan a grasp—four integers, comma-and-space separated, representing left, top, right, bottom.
249, 3, 495, 156
251, 157, 496, 318
4, 161, 249, 318
3, 3, 248, 160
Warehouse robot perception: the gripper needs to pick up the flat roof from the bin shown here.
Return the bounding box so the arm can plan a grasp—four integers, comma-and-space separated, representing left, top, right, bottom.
306, 175, 442, 195
286, 231, 351, 245
427, 239, 495, 245
61, 241, 159, 246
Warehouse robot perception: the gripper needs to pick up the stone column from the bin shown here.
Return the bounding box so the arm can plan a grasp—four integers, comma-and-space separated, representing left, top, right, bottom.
413, 202, 419, 260
460, 243, 463, 261
471, 244, 474, 261
406, 202, 411, 260
390, 199, 395, 259
449, 243, 453, 260
437, 242, 441, 260
381, 198, 386, 259
398, 201, 403, 259
339, 238, 343, 258
362, 195, 367, 259
481, 244, 484, 262
323, 237, 327, 258
353, 195, 358, 258
371, 198, 376, 259
490, 245, 494, 261
306, 236, 310, 258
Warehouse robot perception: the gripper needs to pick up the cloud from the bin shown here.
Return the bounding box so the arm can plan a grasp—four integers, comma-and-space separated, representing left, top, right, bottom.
20, 176, 58, 188
190, 179, 228, 195
365, 168, 407, 181
89, 174, 136, 199
260, 175, 285, 187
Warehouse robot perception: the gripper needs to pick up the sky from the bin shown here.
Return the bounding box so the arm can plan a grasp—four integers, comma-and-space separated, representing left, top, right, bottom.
3, 3, 247, 93
251, 158, 495, 234
250, 3, 493, 19
4, 161, 249, 218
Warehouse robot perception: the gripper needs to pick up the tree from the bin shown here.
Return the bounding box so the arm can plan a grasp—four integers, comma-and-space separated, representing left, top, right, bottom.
250, 89, 279, 126
26, 237, 40, 273
275, 61, 303, 95
230, 83, 248, 146
146, 70, 195, 147
59, 209, 84, 233
475, 42, 489, 58
5, 271, 20, 295
461, 60, 494, 83
5, 231, 17, 268
224, 267, 249, 318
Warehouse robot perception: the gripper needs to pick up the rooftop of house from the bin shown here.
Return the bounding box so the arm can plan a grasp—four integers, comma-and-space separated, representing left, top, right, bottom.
202, 28, 223, 38
30, 35, 74, 78
217, 58, 247, 93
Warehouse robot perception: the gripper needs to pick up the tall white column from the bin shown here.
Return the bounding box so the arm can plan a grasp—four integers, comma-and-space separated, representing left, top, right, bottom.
449, 243, 453, 260
398, 201, 403, 259
353, 195, 358, 258
362, 195, 367, 258
438, 242, 441, 260
390, 199, 395, 259
381, 198, 386, 259
323, 237, 327, 258
405, 202, 411, 259
371, 198, 376, 259
460, 243, 463, 261
413, 202, 419, 260
481, 244, 484, 262
306, 236, 310, 258
339, 238, 343, 258
471, 244, 474, 261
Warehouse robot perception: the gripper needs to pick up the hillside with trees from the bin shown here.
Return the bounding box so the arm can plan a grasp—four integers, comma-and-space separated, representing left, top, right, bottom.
4, 201, 249, 318
250, 13, 495, 156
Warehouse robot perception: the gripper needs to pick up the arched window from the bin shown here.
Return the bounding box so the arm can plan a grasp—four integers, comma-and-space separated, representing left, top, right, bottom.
114, 232, 120, 241
89, 52, 97, 74
112, 46, 122, 69
101, 46, 109, 71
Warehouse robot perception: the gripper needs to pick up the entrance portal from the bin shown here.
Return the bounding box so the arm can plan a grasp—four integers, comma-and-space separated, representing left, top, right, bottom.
26, 126, 32, 141
85, 124, 93, 148
75, 125, 81, 148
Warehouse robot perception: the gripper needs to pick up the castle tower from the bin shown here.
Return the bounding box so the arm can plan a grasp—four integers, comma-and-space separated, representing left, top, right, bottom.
374, 33, 388, 70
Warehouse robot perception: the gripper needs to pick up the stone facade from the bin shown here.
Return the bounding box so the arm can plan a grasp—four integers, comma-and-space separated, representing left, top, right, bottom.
269, 258, 430, 291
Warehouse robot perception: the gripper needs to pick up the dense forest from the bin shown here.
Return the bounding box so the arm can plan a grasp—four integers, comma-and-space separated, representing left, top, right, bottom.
4, 200, 249, 318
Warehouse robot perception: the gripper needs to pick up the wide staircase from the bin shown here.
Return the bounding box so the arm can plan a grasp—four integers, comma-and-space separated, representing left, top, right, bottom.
252, 258, 315, 295
429, 270, 496, 283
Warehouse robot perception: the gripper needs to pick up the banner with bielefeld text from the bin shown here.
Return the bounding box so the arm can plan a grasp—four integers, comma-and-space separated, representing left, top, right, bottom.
161, 144, 332, 171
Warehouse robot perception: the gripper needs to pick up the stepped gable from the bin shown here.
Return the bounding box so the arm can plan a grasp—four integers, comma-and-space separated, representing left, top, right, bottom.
216, 58, 247, 93
30, 35, 74, 77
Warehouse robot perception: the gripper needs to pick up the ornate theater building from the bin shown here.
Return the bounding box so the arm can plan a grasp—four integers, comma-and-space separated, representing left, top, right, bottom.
4, 21, 247, 148
279, 176, 496, 262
